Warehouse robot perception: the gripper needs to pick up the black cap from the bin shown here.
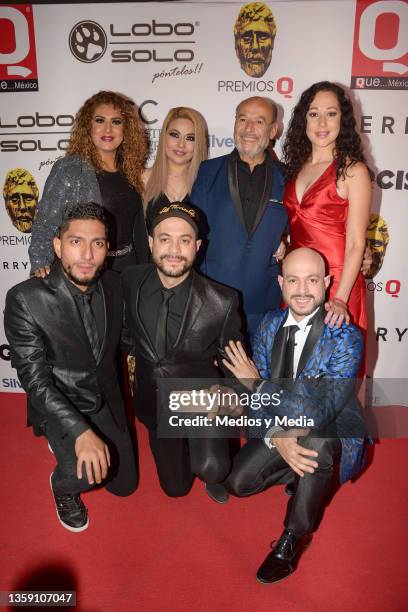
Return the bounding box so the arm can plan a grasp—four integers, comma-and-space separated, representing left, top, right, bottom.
149, 202, 201, 236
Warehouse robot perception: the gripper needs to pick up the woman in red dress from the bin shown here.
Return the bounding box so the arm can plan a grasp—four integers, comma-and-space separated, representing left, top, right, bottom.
283, 81, 371, 330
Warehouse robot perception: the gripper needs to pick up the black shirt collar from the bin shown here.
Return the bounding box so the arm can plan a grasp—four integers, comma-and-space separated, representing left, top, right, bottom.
144, 267, 192, 297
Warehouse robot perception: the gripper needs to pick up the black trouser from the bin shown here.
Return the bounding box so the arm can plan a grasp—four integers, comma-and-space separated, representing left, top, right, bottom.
47, 405, 139, 497
225, 435, 342, 536
148, 430, 232, 497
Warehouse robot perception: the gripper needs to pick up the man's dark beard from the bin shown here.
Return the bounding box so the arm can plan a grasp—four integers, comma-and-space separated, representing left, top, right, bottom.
62, 262, 105, 287
155, 254, 193, 278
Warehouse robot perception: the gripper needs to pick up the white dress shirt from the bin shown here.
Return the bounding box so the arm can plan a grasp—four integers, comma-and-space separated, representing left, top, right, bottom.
263, 307, 320, 448
282, 307, 319, 378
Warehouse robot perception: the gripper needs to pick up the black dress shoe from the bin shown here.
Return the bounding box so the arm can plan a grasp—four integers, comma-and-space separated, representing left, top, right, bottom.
50, 474, 89, 532
205, 483, 229, 504
256, 529, 312, 584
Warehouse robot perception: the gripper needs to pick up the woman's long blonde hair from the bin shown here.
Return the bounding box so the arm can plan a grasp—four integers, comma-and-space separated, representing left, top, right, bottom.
144, 106, 208, 207
66, 90, 148, 194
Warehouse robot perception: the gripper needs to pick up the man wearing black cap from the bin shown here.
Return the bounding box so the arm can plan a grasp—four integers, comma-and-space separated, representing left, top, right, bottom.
122, 203, 243, 497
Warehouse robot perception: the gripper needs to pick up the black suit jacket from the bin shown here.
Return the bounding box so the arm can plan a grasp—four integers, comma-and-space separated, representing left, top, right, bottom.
122, 264, 243, 429
4, 262, 127, 438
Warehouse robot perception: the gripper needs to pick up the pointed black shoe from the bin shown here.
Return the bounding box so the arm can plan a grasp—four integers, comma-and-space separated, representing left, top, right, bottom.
50, 474, 89, 532
256, 529, 312, 584
205, 483, 229, 504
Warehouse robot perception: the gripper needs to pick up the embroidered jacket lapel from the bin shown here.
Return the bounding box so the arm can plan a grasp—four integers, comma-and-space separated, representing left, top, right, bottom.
251, 154, 273, 235
269, 312, 289, 380
227, 153, 246, 229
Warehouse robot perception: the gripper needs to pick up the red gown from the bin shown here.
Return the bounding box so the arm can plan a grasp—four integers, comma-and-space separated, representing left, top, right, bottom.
284, 161, 366, 330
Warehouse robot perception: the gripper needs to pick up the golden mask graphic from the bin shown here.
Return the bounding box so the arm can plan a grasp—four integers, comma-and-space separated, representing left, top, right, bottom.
3, 168, 39, 234
365, 213, 389, 278
234, 3, 277, 78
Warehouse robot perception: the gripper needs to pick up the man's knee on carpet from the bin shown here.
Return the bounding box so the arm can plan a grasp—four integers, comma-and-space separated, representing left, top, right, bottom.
191, 453, 231, 485
225, 468, 264, 497
158, 478, 194, 498
105, 471, 139, 497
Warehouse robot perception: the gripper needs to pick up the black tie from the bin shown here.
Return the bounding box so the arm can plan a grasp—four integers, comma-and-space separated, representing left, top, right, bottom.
155, 288, 174, 359
80, 293, 100, 361
282, 325, 299, 384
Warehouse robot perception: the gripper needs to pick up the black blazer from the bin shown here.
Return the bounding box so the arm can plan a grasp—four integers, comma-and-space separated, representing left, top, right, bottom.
122, 264, 243, 429
4, 262, 127, 438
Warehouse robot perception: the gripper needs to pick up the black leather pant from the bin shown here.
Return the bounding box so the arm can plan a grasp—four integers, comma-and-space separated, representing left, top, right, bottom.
148, 430, 232, 497
225, 434, 342, 536
47, 404, 139, 497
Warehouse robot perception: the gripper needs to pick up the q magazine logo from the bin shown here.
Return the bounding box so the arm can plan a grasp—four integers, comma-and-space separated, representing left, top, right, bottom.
351, 0, 408, 90
0, 4, 39, 92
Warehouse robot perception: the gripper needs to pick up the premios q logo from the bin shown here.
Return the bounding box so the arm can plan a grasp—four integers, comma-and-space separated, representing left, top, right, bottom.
3, 168, 39, 233
222, 2, 293, 99
365, 213, 390, 278
234, 2, 276, 78
69, 21, 107, 63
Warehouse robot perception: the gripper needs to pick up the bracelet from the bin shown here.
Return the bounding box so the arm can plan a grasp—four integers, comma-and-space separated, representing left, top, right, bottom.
252, 378, 265, 392
332, 297, 348, 308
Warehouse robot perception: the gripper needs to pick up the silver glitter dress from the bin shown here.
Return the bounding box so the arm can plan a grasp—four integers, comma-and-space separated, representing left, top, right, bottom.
28, 155, 102, 272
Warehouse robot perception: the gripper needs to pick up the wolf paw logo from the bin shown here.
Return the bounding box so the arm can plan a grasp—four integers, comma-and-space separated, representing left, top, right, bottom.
69, 21, 107, 63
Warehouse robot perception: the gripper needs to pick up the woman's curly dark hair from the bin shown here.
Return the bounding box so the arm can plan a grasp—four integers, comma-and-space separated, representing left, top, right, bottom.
282, 81, 366, 182
66, 90, 148, 194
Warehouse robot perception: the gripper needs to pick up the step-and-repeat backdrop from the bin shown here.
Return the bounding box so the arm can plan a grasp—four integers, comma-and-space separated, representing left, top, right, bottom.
0, 1, 407, 404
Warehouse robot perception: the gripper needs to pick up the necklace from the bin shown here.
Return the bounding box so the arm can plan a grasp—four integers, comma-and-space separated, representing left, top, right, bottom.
167, 171, 188, 178
165, 175, 188, 202
164, 187, 188, 202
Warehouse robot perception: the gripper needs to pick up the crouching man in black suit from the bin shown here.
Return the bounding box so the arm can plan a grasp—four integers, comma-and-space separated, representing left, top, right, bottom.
4, 202, 138, 532
122, 203, 242, 497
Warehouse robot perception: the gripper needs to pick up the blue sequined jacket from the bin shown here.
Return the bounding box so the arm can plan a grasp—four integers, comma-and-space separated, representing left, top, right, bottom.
251, 308, 368, 484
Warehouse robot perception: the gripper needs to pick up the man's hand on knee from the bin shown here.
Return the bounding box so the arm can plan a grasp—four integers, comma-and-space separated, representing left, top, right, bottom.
272, 435, 318, 478
75, 429, 111, 485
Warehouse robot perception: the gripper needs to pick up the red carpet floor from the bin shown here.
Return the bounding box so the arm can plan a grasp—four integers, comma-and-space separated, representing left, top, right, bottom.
1, 393, 407, 612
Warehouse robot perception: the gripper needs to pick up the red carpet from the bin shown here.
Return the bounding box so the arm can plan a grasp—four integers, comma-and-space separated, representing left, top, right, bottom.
1, 393, 406, 611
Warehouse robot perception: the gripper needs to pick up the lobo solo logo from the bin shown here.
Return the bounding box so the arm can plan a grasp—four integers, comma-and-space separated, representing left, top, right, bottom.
0, 111, 73, 154
69, 19, 196, 64
0, 4, 39, 92
351, 0, 408, 90
69, 21, 107, 63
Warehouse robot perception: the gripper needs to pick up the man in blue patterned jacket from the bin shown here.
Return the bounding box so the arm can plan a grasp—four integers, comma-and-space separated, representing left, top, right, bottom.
215, 247, 367, 584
